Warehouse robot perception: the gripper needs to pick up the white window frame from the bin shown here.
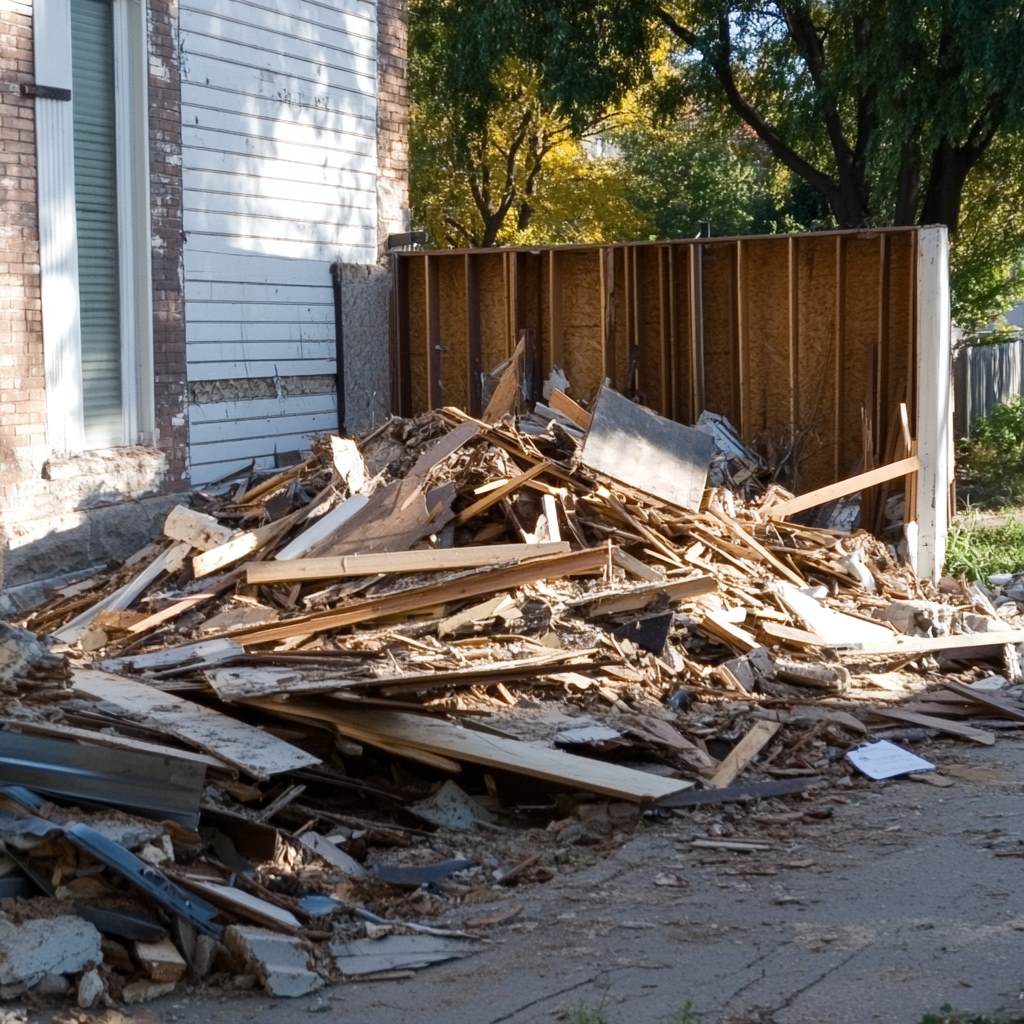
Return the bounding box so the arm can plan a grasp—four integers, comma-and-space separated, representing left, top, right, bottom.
35, 0, 155, 453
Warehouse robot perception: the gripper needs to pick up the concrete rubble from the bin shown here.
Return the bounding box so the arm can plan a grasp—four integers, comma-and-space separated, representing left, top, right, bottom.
1, 379, 1023, 1011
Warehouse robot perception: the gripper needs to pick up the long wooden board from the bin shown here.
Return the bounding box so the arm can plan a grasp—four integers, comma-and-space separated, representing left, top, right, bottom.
54, 542, 191, 644
220, 545, 610, 647
246, 542, 570, 584
769, 455, 920, 520
708, 720, 780, 788
837, 630, 1024, 657
872, 707, 996, 745
72, 668, 319, 780
260, 705, 690, 803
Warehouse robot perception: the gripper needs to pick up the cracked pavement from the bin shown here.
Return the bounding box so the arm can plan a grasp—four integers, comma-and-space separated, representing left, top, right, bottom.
34, 737, 1024, 1023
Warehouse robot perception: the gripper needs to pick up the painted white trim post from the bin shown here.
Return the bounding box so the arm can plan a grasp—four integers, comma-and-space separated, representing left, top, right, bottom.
113, 0, 155, 444
914, 225, 953, 581
34, 0, 85, 453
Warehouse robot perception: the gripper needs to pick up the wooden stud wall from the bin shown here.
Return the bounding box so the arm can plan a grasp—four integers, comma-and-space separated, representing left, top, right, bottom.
392, 228, 920, 491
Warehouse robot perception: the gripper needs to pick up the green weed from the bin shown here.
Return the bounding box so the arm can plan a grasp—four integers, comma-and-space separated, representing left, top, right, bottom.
945, 513, 1024, 579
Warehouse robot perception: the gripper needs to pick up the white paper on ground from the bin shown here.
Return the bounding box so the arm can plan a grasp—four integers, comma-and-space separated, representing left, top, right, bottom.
845, 740, 935, 780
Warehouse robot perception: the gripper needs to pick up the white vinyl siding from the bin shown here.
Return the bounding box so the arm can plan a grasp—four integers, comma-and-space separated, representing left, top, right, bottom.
71, 0, 123, 447
180, 0, 377, 483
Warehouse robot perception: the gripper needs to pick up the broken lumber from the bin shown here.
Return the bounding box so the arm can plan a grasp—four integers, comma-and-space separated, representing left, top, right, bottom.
262, 705, 691, 803
872, 708, 996, 745
769, 455, 920, 521
708, 720, 781, 788
246, 541, 570, 584
218, 545, 610, 647
163, 505, 233, 552
54, 542, 191, 644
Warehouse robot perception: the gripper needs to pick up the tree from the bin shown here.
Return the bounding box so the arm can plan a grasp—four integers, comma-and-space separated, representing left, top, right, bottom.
411, 0, 631, 247
427, 1, 1024, 236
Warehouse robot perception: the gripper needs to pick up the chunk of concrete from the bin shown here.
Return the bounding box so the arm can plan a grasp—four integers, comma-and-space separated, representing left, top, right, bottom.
876, 599, 953, 636
224, 925, 324, 998
77, 967, 104, 1008
0, 913, 102, 998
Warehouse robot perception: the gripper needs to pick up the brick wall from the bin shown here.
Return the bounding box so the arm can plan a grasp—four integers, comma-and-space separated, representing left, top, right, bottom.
0, 0, 47, 493
147, 0, 188, 487
376, 0, 410, 253
0, 0, 188, 596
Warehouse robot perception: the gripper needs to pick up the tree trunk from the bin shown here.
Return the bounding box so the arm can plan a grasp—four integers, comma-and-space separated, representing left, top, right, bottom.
918, 141, 976, 234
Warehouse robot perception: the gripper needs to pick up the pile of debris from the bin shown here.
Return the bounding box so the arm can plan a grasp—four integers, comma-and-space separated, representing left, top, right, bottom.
3, 377, 1024, 1009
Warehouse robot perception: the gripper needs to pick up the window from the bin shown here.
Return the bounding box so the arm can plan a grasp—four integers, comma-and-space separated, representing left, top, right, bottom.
34, 0, 154, 452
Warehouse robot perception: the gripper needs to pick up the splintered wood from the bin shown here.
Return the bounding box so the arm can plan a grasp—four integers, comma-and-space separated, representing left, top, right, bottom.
10, 380, 1024, 1007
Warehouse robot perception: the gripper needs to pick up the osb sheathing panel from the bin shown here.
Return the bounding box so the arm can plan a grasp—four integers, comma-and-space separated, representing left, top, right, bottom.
438, 257, 469, 408
636, 247, 664, 410
740, 238, 790, 441
840, 235, 882, 477
561, 251, 604, 401
393, 229, 920, 491
478, 256, 509, 378
701, 243, 739, 425
795, 235, 840, 490
407, 257, 428, 413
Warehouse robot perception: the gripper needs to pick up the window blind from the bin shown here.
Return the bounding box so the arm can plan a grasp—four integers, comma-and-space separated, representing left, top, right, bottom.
71, 0, 123, 448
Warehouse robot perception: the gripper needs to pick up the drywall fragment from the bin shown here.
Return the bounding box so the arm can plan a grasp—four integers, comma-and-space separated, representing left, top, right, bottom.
224, 925, 324, 998
330, 934, 478, 976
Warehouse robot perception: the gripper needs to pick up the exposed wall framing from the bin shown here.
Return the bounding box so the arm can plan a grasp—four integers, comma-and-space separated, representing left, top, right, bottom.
391, 228, 928, 499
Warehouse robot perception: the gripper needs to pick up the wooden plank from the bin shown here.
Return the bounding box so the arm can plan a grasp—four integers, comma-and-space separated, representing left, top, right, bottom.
872, 708, 996, 745
709, 720, 781, 788
219, 546, 611, 647
454, 461, 547, 526
134, 939, 187, 982
698, 612, 760, 654
581, 385, 714, 512
54, 542, 192, 644
839, 631, 1024, 658
247, 542, 570, 584
274, 495, 370, 560
278, 706, 691, 803
611, 548, 662, 582
760, 621, 827, 649
163, 505, 233, 551
548, 389, 592, 429
72, 668, 320, 780
437, 594, 516, 638
707, 508, 805, 587
769, 455, 921, 521
770, 581, 893, 646
580, 575, 716, 616
481, 338, 523, 423
180, 878, 301, 933
193, 511, 303, 578
101, 637, 244, 673
942, 681, 1024, 723
126, 571, 241, 636
548, 250, 563, 370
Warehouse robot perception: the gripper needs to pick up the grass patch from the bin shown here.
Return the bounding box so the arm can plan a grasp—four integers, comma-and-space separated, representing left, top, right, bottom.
919, 1008, 1024, 1023
945, 513, 1024, 580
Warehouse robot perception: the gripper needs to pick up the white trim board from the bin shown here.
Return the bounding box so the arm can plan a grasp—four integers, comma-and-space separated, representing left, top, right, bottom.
914, 225, 953, 581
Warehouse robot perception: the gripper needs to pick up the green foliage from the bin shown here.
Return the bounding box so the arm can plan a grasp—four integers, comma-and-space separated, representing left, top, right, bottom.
919, 1006, 1024, 1024
957, 398, 1024, 507
945, 516, 1024, 580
